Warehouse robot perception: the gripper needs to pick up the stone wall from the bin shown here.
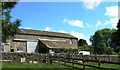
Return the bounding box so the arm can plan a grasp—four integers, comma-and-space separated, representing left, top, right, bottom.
2, 53, 50, 63
2, 53, 119, 63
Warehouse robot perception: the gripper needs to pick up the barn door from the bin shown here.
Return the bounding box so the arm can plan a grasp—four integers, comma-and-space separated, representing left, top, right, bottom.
27, 41, 38, 53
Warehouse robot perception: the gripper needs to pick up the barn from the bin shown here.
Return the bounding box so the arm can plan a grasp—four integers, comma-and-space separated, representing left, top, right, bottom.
2, 29, 78, 53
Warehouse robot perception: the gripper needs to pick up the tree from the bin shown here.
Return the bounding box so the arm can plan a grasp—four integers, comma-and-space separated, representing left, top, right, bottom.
78, 39, 88, 46
2, 2, 21, 43
102, 28, 115, 47
90, 28, 115, 54
111, 19, 120, 53
116, 19, 120, 46
117, 19, 120, 29
2, 2, 17, 10
90, 30, 106, 54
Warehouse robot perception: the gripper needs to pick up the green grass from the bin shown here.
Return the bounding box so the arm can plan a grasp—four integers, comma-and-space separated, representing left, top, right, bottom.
59, 61, 120, 70
101, 63, 120, 69
2, 62, 69, 68
1, 62, 74, 70
1, 62, 120, 70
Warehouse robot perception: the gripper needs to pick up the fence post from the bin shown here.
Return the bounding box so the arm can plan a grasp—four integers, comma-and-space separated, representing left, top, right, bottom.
72, 58, 74, 67
98, 60, 101, 70
82, 55, 85, 70
108, 55, 110, 62
64, 56, 66, 65
118, 53, 120, 62
48, 53, 52, 64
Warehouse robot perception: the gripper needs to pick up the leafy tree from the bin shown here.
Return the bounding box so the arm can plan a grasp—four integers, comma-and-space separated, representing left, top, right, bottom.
117, 19, 120, 29
106, 47, 113, 55
90, 30, 105, 54
102, 28, 115, 47
115, 19, 120, 46
78, 39, 88, 46
2, 2, 21, 43
111, 19, 120, 53
2, 2, 17, 10
90, 28, 115, 54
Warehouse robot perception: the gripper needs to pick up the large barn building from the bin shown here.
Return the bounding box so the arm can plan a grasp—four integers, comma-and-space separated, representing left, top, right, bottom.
2, 29, 78, 53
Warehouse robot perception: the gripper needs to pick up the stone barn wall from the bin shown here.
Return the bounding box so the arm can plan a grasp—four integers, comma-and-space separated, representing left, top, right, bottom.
11, 34, 77, 53
4, 29, 78, 53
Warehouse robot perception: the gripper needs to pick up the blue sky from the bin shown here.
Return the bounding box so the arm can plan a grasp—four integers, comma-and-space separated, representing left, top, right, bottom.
10, 1, 119, 44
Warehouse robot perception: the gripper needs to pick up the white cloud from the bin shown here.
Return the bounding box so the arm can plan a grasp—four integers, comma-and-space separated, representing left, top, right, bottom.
70, 31, 91, 45
63, 18, 84, 28
43, 27, 91, 44
70, 31, 85, 40
57, 30, 85, 40
109, 17, 118, 29
19, 27, 32, 29
44, 27, 52, 31
57, 29, 85, 40
85, 37, 91, 45
82, 0, 101, 10
86, 23, 93, 28
58, 30, 85, 40
96, 18, 118, 29
103, 20, 109, 26
58, 30, 68, 33
104, 5, 118, 29
105, 5, 118, 17
95, 21, 102, 27
86, 23, 90, 27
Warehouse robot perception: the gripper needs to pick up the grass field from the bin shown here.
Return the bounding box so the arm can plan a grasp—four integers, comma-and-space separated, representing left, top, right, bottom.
1, 62, 74, 70
1, 62, 120, 70
59, 61, 120, 70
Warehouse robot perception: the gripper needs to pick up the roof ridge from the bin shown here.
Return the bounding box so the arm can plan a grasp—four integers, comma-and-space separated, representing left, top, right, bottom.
20, 28, 77, 39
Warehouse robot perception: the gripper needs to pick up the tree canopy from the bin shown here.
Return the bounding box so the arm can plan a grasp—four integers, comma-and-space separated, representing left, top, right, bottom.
2, 2, 21, 43
111, 19, 120, 53
2, 2, 17, 10
78, 39, 88, 46
90, 28, 115, 54
90, 19, 120, 54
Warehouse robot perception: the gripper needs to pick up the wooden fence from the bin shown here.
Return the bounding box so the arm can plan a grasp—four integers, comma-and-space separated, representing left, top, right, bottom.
51, 53, 120, 70
1, 53, 120, 69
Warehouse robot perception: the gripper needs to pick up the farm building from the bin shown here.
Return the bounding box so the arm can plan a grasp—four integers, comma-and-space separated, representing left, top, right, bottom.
2, 29, 78, 53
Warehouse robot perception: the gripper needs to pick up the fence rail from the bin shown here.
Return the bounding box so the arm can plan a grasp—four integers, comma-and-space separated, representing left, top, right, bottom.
51, 53, 120, 70
1, 53, 120, 70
